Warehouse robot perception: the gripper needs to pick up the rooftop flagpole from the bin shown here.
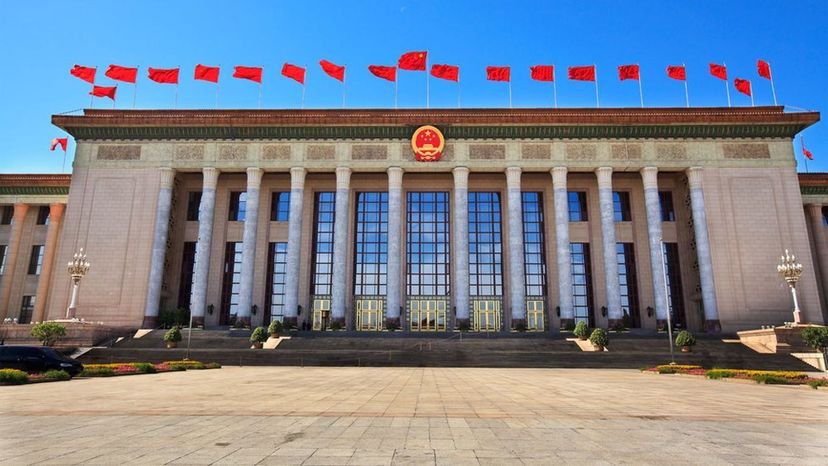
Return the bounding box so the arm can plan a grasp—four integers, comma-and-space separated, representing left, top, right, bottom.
457, 69, 461, 108
342, 65, 347, 109
723, 61, 732, 107
133, 66, 139, 109
553, 65, 558, 108
594, 64, 600, 108
769, 62, 778, 105
801, 136, 810, 173
508, 65, 513, 109
301, 64, 307, 109
426, 49, 430, 109
216, 64, 220, 109
394, 77, 398, 109
638, 63, 644, 108
683, 62, 689, 108
750, 81, 755, 107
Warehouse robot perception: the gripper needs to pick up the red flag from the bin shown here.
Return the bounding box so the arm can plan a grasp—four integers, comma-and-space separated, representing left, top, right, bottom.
233, 66, 263, 83
530, 65, 554, 82
734, 78, 752, 96
802, 139, 814, 160
194, 64, 220, 83
568, 65, 596, 81
618, 64, 639, 81
667, 65, 686, 81
281, 63, 306, 85
709, 63, 727, 80
89, 85, 117, 100
368, 65, 396, 82
148, 67, 179, 84
105, 65, 138, 83
430, 64, 459, 82
319, 60, 345, 82
50, 138, 68, 152
398, 51, 427, 71
757, 60, 772, 79
69, 65, 96, 84
486, 66, 510, 82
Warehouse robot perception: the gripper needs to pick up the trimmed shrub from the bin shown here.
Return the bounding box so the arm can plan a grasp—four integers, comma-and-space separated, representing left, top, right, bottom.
158, 307, 190, 329
79, 366, 115, 377
0, 369, 29, 384
42, 370, 71, 381
267, 320, 284, 336
588, 328, 609, 347
675, 330, 696, 347
751, 374, 789, 385
163, 326, 182, 342
801, 327, 828, 352
807, 379, 827, 389
130, 362, 156, 374
573, 321, 590, 340
204, 362, 222, 369
250, 327, 268, 343
31, 322, 67, 347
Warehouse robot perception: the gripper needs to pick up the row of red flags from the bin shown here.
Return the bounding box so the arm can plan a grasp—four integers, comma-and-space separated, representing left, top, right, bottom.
70, 52, 776, 101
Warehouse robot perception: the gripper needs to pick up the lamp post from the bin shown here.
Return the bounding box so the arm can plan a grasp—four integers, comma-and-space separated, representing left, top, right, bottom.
66, 248, 91, 319
777, 249, 803, 325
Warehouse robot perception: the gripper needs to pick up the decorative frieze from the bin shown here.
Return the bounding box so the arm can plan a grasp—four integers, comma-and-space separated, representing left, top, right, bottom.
722, 143, 771, 159
307, 144, 336, 160
174, 145, 204, 161
521, 144, 551, 160
262, 144, 291, 161
656, 143, 688, 161
351, 145, 388, 160
218, 144, 248, 161
469, 144, 505, 160
611, 143, 642, 160
97, 145, 141, 161
565, 144, 597, 160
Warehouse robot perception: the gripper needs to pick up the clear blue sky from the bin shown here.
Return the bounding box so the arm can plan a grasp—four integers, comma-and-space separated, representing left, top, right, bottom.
1, 0, 825, 173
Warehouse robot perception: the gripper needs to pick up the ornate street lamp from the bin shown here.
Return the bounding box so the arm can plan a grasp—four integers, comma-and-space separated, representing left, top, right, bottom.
777, 249, 803, 325
66, 248, 91, 319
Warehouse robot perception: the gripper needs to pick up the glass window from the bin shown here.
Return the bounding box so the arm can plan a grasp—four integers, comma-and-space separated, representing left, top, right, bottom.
522, 192, 548, 297
568, 191, 588, 222
468, 192, 503, 297
228, 191, 248, 221
311, 192, 336, 296
659, 191, 675, 222
406, 192, 450, 296
663, 242, 686, 328
271, 192, 290, 222
36, 206, 50, 225
613, 192, 631, 222
267, 242, 288, 322
354, 192, 388, 296
28, 245, 44, 275
220, 242, 244, 325
0, 206, 12, 225
617, 243, 640, 327
18, 296, 36, 324
822, 206, 827, 226
570, 243, 594, 326
0, 245, 6, 275
177, 242, 196, 310
187, 192, 202, 221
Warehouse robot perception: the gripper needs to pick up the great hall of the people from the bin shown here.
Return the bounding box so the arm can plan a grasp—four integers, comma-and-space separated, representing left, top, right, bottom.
1, 106, 827, 334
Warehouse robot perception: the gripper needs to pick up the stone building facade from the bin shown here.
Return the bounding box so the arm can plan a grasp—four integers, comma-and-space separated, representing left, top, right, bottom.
1, 106, 825, 333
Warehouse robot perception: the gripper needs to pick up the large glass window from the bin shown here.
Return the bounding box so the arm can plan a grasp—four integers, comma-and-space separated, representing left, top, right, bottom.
659, 191, 675, 222
406, 192, 450, 296
220, 242, 243, 325
613, 192, 631, 222
310, 192, 336, 296
18, 296, 35, 324
522, 192, 548, 297
271, 192, 290, 222
177, 242, 196, 310
28, 245, 44, 275
568, 191, 588, 222
570, 243, 594, 325
663, 243, 686, 328
0, 206, 12, 225
469, 192, 503, 297
228, 191, 248, 221
267, 242, 288, 323
36, 206, 50, 225
187, 192, 202, 221
617, 243, 640, 327
354, 192, 388, 296
0, 245, 6, 275
822, 206, 827, 226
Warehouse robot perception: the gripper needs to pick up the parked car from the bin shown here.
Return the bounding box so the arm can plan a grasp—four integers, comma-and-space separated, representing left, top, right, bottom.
0, 346, 84, 377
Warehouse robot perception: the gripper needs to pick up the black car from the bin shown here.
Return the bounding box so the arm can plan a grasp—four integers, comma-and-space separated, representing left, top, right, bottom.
0, 346, 84, 377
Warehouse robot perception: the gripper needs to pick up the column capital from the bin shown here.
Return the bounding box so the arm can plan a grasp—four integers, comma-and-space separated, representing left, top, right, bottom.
48, 203, 66, 222
246, 167, 264, 189
202, 167, 220, 189
595, 167, 613, 188
12, 203, 29, 220
686, 167, 704, 189
159, 167, 176, 189
806, 203, 824, 217
505, 166, 522, 188
387, 166, 404, 188
335, 166, 352, 190
453, 166, 470, 188
551, 166, 567, 188
640, 167, 659, 190
290, 167, 306, 190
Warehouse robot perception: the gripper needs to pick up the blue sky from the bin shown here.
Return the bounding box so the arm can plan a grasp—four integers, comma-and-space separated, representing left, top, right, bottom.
1, 0, 826, 173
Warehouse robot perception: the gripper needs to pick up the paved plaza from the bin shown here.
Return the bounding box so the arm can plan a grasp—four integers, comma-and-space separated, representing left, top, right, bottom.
1, 367, 827, 465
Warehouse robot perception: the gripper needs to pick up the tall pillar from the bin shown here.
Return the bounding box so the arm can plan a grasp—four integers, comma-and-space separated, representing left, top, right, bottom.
596, 167, 622, 328
641, 167, 669, 330
506, 167, 526, 329
189, 167, 219, 328
283, 168, 306, 328
0, 203, 29, 320
330, 167, 351, 327
806, 204, 828, 311
453, 167, 470, 328
236, 167, 263, 327
141, 168, 175, 328
687, 167, 720, 332
32, 203, 65, 323
386, 167, 404, 328
551, 167, 573, 328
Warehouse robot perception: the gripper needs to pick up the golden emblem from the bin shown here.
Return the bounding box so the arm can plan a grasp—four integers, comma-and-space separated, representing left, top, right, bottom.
411, 125, 445, 162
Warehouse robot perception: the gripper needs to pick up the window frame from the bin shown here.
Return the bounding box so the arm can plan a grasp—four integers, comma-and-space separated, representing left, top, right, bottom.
612, 191, 632, 222
522, 192, 548, 298
406, 191, 451, 297
265, 242, 289, 324
270, 192, 290, 222
659, 191, 676, 222
567, 191, 588, 222
28, 245, 45, 275
310, 192, 336, 296
468, 192, 504, 297
227, 191, 248, 222
570, 242, 594, 327
353, 192, 388, 296
36, 206, 50, 225
186, 192, 202, 222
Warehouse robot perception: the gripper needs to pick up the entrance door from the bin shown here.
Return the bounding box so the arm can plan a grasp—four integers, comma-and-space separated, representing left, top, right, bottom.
356, 299, 383, 331
408, 299, 447, 331
472, 299, 501, 332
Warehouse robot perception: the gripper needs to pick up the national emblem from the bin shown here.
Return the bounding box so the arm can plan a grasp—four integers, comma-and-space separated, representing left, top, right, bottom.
411, 125, 445, 162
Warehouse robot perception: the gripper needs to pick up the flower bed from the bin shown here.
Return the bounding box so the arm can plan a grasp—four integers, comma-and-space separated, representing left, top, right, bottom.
1, 368, 71, 385
642, 364, 827, 389
78, 360, 220, 377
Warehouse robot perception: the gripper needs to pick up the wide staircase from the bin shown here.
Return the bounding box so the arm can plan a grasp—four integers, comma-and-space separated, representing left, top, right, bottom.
77, 329, 815, 371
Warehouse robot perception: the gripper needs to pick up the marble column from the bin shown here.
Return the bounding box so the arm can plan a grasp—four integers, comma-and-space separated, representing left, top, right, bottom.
0, 203, 29, 320
453, 167, 470, 328
687, 167, 720, 332
596, 167, 622, 328
32, 203, 65, 323
806, 204, 828, 309
189, 167, 219, 328
330, 167, 351, 327
641, 167, 668, 330
386, 167, 404, 328
236, 167, 263, 328
506, 167, 526, 329
283, 167, 306, 328
551, 167, 573, 329
141, 168, 175, 328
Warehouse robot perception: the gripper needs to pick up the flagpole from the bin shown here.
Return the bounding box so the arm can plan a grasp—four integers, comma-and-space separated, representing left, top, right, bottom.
769, 63, 778, 106
258, 82, 262, 109
594, 64, 600, 108
342, 66, 347, 109
301, 84, 306, 109
174, 70, 179, 109
62, 149, 67, 173
802, 136, 810, 173
638, 63, 644, 108
133, 66, 139, 109
457, 70, 461, 108
723, 61, 732, 107
553, 66, 558, 109
508, 79, 513, 109
426, 49, 430, 109
216, 64, 221, 109
683, 62, 689, 108
89, 83, 94, 108
394, 79, 398, 109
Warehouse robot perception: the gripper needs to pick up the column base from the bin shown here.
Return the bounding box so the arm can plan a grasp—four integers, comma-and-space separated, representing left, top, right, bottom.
141, 316, 158, 329
191, 316, 205, 328
385, 317, 401, 331
559, 318, 575, 331
656, 319, 668, 332
704, 319, 722, 333
235, 316, 251, 328
511, 318, 527, 331
65, 307, 76, 320
455, 318, 470, 331
282, 316, 298, 329
608, 318, 625, 330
